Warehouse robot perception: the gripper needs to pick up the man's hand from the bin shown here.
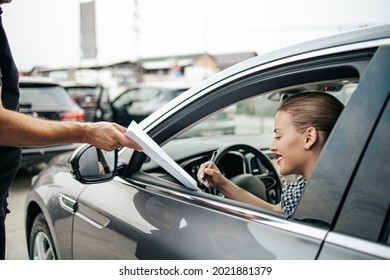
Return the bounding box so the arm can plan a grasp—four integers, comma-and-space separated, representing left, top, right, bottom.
85, 122, 143, 152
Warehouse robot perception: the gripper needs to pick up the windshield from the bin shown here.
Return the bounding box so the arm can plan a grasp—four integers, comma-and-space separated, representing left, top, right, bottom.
65, 87, 101, 99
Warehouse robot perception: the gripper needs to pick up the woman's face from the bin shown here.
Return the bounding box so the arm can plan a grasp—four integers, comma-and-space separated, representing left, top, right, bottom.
270, 111, 307, 176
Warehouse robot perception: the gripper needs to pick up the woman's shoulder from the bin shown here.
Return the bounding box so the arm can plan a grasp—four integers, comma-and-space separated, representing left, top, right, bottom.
283, 177, 306, 191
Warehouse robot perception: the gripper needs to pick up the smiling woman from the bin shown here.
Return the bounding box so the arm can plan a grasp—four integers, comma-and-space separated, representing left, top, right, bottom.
197, 92, 345, 214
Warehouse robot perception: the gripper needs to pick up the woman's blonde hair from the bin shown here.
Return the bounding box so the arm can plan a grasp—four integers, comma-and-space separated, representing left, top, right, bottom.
278, 91, 345, 140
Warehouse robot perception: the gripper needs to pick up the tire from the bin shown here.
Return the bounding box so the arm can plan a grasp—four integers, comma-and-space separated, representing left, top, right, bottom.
29, 213, 57, 260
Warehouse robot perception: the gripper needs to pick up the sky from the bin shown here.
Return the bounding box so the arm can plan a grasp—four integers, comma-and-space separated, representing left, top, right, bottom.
2, 0, 390, 71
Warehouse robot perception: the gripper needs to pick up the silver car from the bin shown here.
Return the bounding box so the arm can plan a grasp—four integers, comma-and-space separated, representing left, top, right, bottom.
111, 82, 192, 126
25, 24, 390, 259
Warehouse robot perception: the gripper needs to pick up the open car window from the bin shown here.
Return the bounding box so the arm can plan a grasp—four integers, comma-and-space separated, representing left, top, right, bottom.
139, 78, 359, 203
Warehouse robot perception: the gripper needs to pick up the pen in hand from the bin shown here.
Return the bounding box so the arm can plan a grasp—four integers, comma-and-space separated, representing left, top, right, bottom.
200, 150, 218, 186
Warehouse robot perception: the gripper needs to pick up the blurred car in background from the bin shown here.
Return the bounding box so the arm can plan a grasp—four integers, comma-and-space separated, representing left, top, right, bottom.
19, 76, 84, 171
179, 108, 235, 138
110, 82, 191, 126
61, 81, 113, 122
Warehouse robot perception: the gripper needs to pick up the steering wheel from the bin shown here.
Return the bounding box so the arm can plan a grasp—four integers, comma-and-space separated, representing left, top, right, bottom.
202, 144, 281, 204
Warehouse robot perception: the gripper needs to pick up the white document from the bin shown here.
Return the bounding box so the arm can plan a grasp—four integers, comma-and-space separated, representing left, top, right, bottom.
125, 121, 200, 191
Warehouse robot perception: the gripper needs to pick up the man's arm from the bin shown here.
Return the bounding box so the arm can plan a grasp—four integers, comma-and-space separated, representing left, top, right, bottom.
0, 86, 142, 151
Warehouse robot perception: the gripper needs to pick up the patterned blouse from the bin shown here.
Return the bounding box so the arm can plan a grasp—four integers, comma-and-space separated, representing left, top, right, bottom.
280, 178, 307, 214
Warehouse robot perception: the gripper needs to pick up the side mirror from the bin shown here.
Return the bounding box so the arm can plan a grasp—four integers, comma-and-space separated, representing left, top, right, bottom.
69, 144, 118, 184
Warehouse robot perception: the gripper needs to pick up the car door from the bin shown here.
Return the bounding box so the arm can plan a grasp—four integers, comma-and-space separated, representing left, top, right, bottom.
72, 179, 144, 259
95, 86, 114, 122
72, 177, 327, 259
111, 88, 138, 126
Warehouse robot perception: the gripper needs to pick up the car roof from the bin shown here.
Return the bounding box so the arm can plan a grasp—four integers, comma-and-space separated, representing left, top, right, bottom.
19, 76, 60, 86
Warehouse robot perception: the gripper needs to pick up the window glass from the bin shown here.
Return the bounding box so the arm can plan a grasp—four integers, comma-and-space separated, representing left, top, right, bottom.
112, 88, 161, 107
112, 89, 135, 108
65, 87, 100, 99
100, 88, 112, 110
136, 88, 161, 101
172, 89, 188, 98
65, 86, 101, 107
19, 86, 75, 110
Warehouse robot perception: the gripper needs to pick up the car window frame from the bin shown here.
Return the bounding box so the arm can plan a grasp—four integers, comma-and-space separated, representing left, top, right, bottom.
123, 49, 373, 173
121, 48, 379, 225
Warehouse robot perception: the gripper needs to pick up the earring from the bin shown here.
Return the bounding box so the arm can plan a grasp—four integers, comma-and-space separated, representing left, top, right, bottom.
304, 145, 308, 150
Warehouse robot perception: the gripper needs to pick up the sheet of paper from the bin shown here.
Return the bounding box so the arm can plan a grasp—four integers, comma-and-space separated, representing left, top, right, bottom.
125, 121, 200, 191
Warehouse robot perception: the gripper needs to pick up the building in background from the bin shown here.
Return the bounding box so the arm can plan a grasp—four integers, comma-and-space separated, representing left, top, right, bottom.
28, 51, 257, 98
80, 0, 97, 60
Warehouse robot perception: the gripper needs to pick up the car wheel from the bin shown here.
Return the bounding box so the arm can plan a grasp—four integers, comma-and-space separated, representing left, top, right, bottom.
29, 213, 57, 260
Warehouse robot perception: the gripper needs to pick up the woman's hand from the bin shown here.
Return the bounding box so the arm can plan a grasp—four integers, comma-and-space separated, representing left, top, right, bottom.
197, 162, 228, 189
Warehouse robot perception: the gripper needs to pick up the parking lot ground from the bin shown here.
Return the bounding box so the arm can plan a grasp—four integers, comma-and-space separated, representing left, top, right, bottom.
5, 169, 38, 260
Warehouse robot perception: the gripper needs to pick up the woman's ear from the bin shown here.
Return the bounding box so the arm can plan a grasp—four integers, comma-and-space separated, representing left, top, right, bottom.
304, 127, 318, 150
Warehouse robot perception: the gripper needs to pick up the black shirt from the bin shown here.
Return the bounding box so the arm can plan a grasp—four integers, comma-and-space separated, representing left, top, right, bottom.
0, 6, 22, 210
